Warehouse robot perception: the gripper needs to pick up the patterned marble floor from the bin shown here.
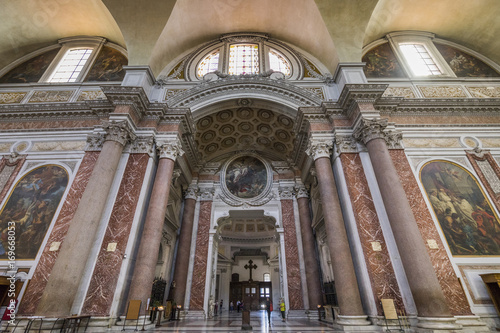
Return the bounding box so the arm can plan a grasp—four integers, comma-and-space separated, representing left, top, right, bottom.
143, 310, 339, 333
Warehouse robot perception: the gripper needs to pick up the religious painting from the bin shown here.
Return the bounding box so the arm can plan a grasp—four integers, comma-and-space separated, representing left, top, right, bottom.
0, 165, 69, 260
420, 160, 500, 256
435, 43, 500, 78
362, 43, 406, 78
85, 46, 127, 82
0, 48, 60, 84
225, 156, 267, 199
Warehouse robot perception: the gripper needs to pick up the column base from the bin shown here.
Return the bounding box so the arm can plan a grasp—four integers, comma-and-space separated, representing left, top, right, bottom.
182, 310, 206, 320
416, 316, 462, 332
454, 315, 490, 332
285, 309, 310, 319
333, 314, 377, 331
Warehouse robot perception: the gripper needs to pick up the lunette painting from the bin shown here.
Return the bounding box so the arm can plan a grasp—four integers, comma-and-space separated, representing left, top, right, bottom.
225, 156, 267, 199
421, 160, 500, 256
0, 165, 68, 260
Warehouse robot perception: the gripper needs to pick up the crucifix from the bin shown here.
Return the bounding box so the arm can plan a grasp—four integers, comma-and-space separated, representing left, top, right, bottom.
244, 260, 257, 282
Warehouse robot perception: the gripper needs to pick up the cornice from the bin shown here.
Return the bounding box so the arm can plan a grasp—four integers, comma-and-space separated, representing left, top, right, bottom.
0, 100, 113, 120
167, 76, 323, 109
337, 83, 388, 114
100, 85, 149, 120
376, 97, 500, 115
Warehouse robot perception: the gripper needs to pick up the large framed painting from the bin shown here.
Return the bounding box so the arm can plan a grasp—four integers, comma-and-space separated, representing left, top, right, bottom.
221, 155, 272, 206
420, 160, 500, 256
0, 165, 69, 260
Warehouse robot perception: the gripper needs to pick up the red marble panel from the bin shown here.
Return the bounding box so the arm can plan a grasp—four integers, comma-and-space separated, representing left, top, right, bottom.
385, 115, 500, 126
0, 155, 26, 203
467, 152, 500, 209
389, 150, 472, 315
81, 154, 149, 315
18, 152, 100, 315
281, 199, 304, 310
340, 153, 404, 315
189, 201, 212, 310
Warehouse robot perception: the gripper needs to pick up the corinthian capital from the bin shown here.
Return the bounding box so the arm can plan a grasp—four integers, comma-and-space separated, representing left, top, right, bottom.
294, 184, 309, 199
352, 118, 388, 145
185, 184, 199, 200
157, 140, 184, 161
305, 140, 333, 161
103, 121, 136, 146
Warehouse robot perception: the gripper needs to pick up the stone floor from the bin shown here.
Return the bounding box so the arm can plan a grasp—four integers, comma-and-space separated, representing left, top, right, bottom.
145, 310, 337, 333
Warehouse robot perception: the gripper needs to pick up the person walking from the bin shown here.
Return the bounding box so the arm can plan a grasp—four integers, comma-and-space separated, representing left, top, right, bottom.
280, 299, 286, 322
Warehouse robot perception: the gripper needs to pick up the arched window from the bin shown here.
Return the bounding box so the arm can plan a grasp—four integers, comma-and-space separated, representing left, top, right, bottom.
420, 160, 500, 256
228, 44, 259, 75
263, 273, 271, 282
0, 165, 69, 260
47, 48, 94, 82
269, 49, 291, 76
197, 49, 220, 78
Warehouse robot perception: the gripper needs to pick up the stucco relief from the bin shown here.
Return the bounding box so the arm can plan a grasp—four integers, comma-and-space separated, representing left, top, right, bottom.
0, 92, 27, 104
76, 90, 106, 101
31, 141, 86, 152
382, 87, 415, 98
418, 86, 467, 98
28, 90, 74, 103
403, 138, 461, 148
467, 87, 500, 98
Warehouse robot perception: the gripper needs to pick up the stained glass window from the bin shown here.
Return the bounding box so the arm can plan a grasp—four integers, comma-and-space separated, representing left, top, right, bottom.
48, 48, 93, 82
197, 50, 220, 77
269, 49, 291, 76
228, 44, 259, 75
399, 43, 442, 76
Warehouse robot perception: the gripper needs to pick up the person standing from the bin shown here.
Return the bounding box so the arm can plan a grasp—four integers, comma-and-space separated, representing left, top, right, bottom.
230, 301, 234, 312
236, 300, 241, 312
280, 299, 286, 322
265, 297, 271, 324
220, 299, 223, 314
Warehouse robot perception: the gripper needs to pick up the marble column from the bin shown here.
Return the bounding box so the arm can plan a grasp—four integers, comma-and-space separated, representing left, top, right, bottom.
172, 183, 198, 307
353, 118, 452, 319
295, 185, 323, 309
36, 121, 135, 316
127, 140, 184, 311
306, 141, 369, 325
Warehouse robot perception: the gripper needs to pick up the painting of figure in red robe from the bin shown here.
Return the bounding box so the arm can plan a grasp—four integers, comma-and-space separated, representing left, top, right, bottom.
421, 160, 500, 256
0, 165, 68, 260
225, 156, 267, 199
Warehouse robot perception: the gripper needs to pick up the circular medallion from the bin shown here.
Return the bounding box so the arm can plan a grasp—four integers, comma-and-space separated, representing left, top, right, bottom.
224, 156, 268, 199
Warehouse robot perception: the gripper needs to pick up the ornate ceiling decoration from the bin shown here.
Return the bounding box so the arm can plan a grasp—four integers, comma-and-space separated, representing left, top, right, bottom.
195, 107, 295, 161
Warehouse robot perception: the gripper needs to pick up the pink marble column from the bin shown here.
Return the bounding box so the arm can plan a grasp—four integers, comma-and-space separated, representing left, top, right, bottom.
81, 153, 150, 315
36, 121, 135, 317
280, 187, 304, 310
306, 141, 368, 322
189, 190, 214, 311
172, 184, 198, 307
295, 185, 323, 309
354, 118, 451, 318
127, 141, 184, 311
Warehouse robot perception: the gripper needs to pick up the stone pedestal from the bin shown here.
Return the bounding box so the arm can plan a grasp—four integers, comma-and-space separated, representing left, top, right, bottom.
241, 310, 252, 330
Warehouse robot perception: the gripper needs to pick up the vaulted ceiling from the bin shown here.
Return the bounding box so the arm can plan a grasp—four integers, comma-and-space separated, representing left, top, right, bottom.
1, 0, 499, 77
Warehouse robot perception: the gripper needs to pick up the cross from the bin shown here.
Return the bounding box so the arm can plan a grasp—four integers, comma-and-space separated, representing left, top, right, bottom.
244, 260, 257, 282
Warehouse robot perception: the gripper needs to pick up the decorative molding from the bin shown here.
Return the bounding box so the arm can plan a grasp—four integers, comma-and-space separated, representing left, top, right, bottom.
305, 140, 333, 160
278, 186, 294, 200
294, 184, 309, 199
126, 136, 155, 155
103, 120, 137, 146
28, 90, 74, 103
0, 92, 27, 104
382, 87, 415, 99
220, 32, 269, 43
184, 184, 199, 200
334, 135, 358, 154
467, 86, 500, 98
353, 118, 388, 145
199, 187, 215, 201
376, 97, 500, 115
417, 85, 467, 98
85, 133, 105, 151
77, 90, 106, 101
157, 139, 184, 161
100, 85, 149, 120
167, 75, 322, 109
337, 84, 388, 113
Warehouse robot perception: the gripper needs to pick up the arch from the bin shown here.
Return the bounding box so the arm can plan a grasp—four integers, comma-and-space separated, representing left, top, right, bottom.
0, 164, 69, 260
420, 160, 500, 256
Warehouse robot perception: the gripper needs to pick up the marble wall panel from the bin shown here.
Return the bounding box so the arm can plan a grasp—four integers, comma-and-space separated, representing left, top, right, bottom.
2, 120, 101, 131
402, 138, 461, 148
281, 199, 304, 310
467, 152, 500, 210
189, 201, 212, 310
81, 154, 149, 315
385, 115, 500, 126
18, 152, 99, 315
467, 87, 500, 98
340, 154, 404, 315
389, 150, 472, 315
0, 155, 26, 204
